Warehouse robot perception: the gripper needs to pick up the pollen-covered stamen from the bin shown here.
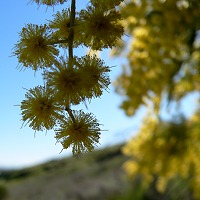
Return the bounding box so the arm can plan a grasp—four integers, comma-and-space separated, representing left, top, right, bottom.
34, 37, 47, 50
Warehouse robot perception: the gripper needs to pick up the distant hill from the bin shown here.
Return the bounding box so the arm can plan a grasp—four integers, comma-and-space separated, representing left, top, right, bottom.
0, 144, 130, 200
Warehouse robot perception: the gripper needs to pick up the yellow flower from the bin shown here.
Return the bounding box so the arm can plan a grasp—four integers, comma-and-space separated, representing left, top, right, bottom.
156, 177, 167, 193
14, 24, 58, 70
48, 9, 81, 47
49, 9, 70, 40
79, 6, 124, 50
21, 86, 63, 131
91, 0, 124, 10
55, 110, 101, 155
30, 0, 67, 6
44, 57, 84, 105
76, 55, 111, 98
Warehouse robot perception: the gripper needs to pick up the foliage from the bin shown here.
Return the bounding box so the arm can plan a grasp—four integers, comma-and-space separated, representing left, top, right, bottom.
110, 175, 194, 200
0, 185, 8, 200
113, 0, 200, 116
112, 0, 200, 198
0, 144, 196, 200
13, 0, 124, 155
123, 112, 200, 197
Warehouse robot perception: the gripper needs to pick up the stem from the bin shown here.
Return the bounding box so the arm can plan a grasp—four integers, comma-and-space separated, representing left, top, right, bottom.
68, 0, 76, 68
65, 105, 76, 123
48, 39, 69, 45
64, 0, 76, 122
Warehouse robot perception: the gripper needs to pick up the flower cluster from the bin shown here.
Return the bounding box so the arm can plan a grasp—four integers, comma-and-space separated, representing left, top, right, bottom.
91, 0, 124, 11
14, 0, 124, 155
79, 6, 124, 50
49, 9, 71, 40
21, 86, 63, 131
29, 0, 67, 6
14, 24, 58, 70
55, 110, 101, 155
123, 111, 200, 197
44, 55, 110, 104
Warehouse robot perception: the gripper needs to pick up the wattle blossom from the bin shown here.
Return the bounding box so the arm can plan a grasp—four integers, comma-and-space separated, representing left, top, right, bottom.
30, 0, 67, 6
76, 55, 111, 98
79, 6, 124, 50
44, 57, 84, 105
14, 24, 58, 70
21, 86, 63, 131
55, 110, 101, 155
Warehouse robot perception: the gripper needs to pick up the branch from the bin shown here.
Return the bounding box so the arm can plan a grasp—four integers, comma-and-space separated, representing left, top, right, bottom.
65, 105, 76, 123
48, 39, 69, 45
68, 0, 76, 67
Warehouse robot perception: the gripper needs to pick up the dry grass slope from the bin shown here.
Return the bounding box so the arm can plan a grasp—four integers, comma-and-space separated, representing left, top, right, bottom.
0, 144, 129, 200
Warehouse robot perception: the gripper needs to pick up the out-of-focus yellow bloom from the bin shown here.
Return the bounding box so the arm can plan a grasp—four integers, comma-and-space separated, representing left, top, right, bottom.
55, 110, 101, 155
133, 27, 149, 39
21, 86, 63, 131
156, 177, 167, 193
79, 6, 124, 50
123, 111, 200, 195
14, 24, 58, 70
113, 0, 200, 116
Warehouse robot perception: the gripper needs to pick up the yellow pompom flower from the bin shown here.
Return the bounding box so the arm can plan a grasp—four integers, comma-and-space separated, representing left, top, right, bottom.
76, 55, 111, 98
21, 86, 63, 131
14, 24, 59, 70
55, 110, 101, 155
49, 9, 70, 40
30, 0, 67, 6
49, 9, 81, 47
91, 0, 124, 10
79, 6, 124, 50
44, 57, 83, 105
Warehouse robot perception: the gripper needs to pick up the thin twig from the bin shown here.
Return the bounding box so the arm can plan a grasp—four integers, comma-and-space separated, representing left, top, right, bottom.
65, 105, 76, 123
68, 0, 76, 67
64, 0, 76, 120
48, 39, 69, 45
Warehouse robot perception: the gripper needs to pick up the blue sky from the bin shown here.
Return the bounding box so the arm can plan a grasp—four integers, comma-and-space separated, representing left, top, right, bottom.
0, 1, 198, 169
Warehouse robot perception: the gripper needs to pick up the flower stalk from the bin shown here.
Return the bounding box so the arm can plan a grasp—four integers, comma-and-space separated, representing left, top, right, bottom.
68, 0, 76, 68
15, 0, 124, 155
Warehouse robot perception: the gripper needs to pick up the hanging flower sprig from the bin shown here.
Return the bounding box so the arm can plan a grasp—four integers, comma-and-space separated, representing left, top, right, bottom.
14, 0, 124, 155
